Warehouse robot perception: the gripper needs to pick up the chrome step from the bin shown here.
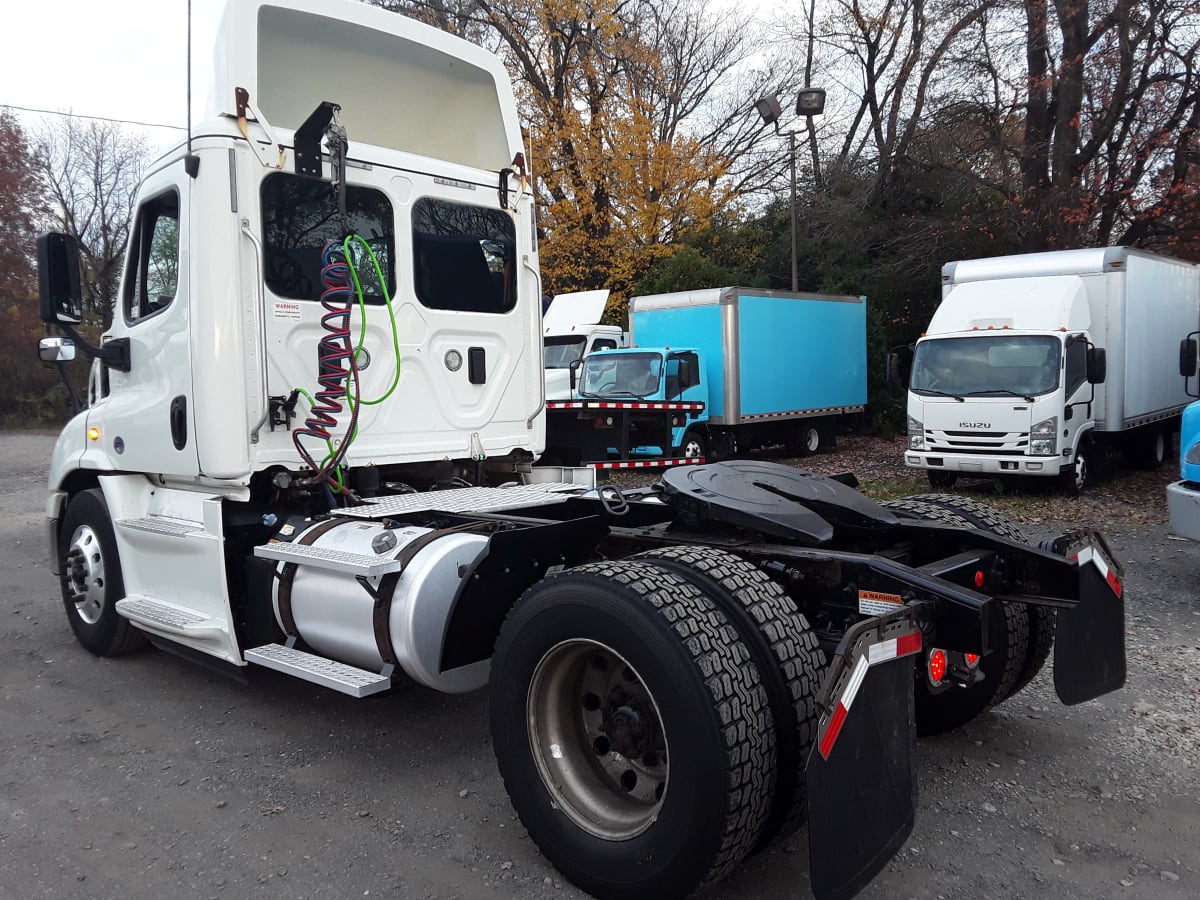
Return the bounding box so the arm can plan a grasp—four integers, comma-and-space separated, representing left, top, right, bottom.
253, 541, 407, 577
244, 644, 392, 698
116, 595, 225, 638
117, 516, 204, 537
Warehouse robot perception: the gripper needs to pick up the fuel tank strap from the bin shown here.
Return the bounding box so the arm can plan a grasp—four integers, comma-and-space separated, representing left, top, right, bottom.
366, 521, 493, 669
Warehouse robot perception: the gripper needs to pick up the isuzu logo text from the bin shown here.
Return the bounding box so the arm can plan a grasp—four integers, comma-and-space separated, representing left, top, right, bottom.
959, 422, 991, 429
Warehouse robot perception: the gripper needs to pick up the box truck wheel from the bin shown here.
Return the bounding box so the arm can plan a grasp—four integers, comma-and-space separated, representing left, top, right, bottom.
678, 428, 708, 461
1060, 445, 1090, 494
634, 545, 825, 847
1134, 428, 1166, 470
792, 423, 822, 456
58, 489, 147, 657
901, 494, 1055, 702
881, 498, 1029, 735
489, 561, 773, 898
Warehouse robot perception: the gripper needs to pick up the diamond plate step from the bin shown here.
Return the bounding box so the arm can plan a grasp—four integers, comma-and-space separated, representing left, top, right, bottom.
244, 644, 392, 698
334, 483, 583, 520
115, 595, 225, 638
253, 541, 407, 577
117, 516, 204, 537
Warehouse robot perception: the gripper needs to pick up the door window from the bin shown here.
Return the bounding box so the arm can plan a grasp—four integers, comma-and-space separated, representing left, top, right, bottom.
124, 190, 180, 323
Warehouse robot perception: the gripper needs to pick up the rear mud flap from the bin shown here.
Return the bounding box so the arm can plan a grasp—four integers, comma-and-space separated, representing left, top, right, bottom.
1054, 533, 1126, 705
807, 617, 921, 900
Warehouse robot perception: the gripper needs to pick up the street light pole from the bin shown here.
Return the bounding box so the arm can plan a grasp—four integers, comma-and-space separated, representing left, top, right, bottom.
788, 130, 798, 292
755, 88, 826, 294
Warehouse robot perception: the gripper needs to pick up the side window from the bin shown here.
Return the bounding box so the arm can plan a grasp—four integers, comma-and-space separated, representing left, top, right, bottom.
591, 338, 618, 353
261, 173, 395, 302
124, 190, 180, 323
665, 352, 699, 398
412, 198, 516, 313
1065, 337, 1088, 398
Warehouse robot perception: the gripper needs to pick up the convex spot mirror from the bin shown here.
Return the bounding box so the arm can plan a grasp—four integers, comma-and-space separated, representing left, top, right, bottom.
39, 337, 76, 363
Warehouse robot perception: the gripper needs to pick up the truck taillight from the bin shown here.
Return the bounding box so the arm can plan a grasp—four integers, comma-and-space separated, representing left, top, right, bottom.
964, 652, 980, 667
928, 648, 948, 684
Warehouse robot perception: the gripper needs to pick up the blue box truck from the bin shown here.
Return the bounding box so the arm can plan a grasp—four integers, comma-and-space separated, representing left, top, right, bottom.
626, 287, 868, 458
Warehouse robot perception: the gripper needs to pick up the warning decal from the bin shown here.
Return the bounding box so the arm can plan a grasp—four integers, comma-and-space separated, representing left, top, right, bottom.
858, 589, 904, 615
273, 300, 302, 321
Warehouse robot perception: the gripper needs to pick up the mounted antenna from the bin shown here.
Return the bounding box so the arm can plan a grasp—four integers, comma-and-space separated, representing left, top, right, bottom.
184, 0, 200, 178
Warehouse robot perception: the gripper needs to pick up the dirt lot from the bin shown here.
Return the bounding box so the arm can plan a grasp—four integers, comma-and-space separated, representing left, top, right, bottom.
1, 430, 1197, 900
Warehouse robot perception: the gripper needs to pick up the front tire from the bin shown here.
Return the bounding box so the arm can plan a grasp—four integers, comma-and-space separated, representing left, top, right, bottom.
489, 561, 773, 899
59, 488, 147, 656
1060, 444, 1089, 494
677, 428, 708, 461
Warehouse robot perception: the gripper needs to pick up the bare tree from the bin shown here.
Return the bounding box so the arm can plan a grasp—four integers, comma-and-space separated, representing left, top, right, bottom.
35, 117, 149, 330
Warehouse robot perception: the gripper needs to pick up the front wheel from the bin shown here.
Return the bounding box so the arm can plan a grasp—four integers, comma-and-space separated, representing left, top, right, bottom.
489, 561, 773, 899
1060, 445, 1089, 494
677, 428, 708, 461
59, 488, 147, 656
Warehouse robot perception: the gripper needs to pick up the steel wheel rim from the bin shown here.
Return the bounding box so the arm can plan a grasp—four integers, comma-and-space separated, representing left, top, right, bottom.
1154, 433, 1165, 464
527, 639, 669, 839
683, 436, 703, 458
65, 524, 106, 625
803, 427, 820, 453
1074, 454, 1087, 491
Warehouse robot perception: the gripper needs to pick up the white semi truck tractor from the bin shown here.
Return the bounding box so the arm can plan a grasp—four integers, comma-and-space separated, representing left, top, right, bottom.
34, 2, 1127, 898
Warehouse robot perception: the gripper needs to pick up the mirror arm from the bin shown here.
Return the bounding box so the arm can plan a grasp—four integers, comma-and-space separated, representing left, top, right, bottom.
60, 323, 131, 373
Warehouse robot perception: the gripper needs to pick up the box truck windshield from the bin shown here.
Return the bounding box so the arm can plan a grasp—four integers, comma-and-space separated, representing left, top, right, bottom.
579, 351, 662, 398
911, 335, 1060, 399
544, 335, 587, 368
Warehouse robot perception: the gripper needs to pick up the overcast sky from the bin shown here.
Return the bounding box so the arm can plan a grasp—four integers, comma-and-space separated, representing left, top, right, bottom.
2, 0, 224, 152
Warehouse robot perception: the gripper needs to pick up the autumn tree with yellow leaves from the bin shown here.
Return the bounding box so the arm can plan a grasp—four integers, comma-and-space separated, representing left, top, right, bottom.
369, 0, 805, 319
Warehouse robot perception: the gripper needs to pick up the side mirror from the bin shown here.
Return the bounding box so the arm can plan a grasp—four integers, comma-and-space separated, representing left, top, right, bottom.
569, 358, 582, 391
39, 337, 76, 363
886, 344, 914, 392
37, 232, 84, 325
1087, 346, 1107, 385
1180, 337, 1198, 378
678, 360, 694, 389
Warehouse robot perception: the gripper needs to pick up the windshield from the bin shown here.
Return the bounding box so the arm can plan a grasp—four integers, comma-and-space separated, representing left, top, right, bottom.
910, 335, 1061, 397
578, 351, 663, 398
544, 336, 587, 368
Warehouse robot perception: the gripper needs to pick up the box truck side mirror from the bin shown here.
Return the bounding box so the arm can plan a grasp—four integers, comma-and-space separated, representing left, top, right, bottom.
1180, 337, 1198, 378
37, 232, 84, 326
886, 344, 914, 392
1087, 346, 1107, 384
569, 358, 582, 391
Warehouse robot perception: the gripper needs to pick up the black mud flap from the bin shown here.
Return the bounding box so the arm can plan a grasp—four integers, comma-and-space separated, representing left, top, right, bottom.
807, 615, 921, 900
1053, 531, 1126, 705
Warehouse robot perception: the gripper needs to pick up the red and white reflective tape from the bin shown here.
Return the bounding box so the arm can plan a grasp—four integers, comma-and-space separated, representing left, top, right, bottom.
592, 457, 705, 469
546, 401, 705, 411
1073, 544, 1123, 597
818, 629, 922, 760
739, 405, 864, 422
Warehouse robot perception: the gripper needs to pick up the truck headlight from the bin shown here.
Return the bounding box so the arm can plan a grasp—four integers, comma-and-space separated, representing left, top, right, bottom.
1030, 417, 1058, 456
1185, 442, 1200, 465
908, 415, 924, 450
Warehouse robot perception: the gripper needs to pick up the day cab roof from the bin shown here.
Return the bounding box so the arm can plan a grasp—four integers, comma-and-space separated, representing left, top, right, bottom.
195, 0, 523, 172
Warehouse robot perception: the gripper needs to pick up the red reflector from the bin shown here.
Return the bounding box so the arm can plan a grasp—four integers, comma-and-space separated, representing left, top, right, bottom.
974, 570, 985, 588
964, 652, 980, 667
928, 649, 948, 683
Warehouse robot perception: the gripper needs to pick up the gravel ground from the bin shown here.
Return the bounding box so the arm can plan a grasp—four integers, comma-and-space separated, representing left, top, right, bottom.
1, 430, 1197, 900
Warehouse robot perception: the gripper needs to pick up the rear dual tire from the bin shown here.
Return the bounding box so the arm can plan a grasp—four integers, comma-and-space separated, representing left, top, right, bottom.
490, 561, 774, 899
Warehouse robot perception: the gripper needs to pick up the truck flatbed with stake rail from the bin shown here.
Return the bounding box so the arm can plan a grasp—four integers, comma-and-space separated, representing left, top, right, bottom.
33, 2, 1126, 898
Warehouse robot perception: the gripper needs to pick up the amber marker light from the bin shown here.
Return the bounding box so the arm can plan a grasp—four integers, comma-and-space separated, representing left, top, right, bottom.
87, 427, 101, 442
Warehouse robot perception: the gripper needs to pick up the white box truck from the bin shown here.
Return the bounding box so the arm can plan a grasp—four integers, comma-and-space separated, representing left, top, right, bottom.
542, 289, 627, 400
906, 248, 1200, 492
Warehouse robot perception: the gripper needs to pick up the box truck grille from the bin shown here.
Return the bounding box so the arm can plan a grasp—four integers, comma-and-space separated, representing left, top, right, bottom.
926, 429, 1029, 455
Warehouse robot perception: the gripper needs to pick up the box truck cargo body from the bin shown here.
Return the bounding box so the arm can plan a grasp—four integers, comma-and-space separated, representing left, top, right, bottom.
629, 287, 867, 457
906, 248, 1200, 491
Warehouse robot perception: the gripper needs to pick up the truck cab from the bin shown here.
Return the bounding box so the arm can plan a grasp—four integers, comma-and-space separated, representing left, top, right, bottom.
573, 346, 708, 455
542, 289, 627, 400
